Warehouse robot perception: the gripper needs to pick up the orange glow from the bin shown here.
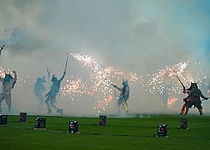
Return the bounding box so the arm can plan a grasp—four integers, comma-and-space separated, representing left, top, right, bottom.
167, 97, 178, 108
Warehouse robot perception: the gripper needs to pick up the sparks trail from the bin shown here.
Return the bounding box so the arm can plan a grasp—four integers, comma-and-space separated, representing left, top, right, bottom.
65, 53, 143, 95
63, 53, 143, 114
0, 67, 30, 90
146, 61, 193, 94
146, 61, 210, 109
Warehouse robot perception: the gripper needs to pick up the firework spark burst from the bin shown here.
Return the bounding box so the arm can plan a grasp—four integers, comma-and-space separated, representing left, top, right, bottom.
147, 61, 193, 94
1, 53, 208, 114
146, 60, 209, 108
62, 53, 144, 113
0, 67, 27, 90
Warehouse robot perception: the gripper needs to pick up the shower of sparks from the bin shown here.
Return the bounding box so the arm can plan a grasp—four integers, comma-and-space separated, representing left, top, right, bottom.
147, 61, 193, 94
0, 67, 5, 77
94, 94, 113, 117
0, 67, 12, 77
0, 67, 27, 89
61, 76, 86, 97
146, 61, 209, 109
95, 95, 113, 109
62, 53, 144, 113
1, 53, 209, 113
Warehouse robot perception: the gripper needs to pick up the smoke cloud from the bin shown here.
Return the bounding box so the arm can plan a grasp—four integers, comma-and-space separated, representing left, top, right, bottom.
1, 0, 210, 116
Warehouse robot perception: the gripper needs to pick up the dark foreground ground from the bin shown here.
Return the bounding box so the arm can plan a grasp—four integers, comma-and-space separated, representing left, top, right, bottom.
0, 114, 210, 150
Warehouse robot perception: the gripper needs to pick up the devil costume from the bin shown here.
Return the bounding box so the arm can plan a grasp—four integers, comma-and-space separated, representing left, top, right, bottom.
183, 83, 208, 116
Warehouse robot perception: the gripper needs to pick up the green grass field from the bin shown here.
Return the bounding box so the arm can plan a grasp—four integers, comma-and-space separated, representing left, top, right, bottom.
0, 114, 210, 150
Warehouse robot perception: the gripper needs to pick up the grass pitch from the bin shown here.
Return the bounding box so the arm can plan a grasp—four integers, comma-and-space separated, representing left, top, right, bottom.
0, 114, 210, 150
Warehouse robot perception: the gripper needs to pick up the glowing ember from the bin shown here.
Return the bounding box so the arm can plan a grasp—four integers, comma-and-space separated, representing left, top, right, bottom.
96, 95, 113, 109
167, 97, 178, 108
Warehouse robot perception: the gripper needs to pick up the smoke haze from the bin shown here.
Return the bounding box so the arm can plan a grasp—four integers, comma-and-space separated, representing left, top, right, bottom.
1, 0, 210, 116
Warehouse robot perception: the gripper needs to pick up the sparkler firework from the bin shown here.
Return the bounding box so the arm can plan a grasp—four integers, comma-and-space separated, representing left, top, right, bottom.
147, 61, 193, 94
0, 67, 27, 89
62, 53, 144, 115
145, 60, 209, 109
62, 53, 209, 114
0, 67, 5, 77
1, 53, 209, 115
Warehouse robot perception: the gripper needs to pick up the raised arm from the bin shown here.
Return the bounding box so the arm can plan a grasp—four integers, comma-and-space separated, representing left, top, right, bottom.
199, 90, 208, 100
13, 71, 17, 80
59, 71, 66, 82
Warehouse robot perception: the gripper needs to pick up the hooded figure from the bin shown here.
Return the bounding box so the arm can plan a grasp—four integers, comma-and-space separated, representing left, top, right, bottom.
183, 83, 208, 116
0, 71, 17, 112
112, 79, 130, 113
34, 77, 46, 110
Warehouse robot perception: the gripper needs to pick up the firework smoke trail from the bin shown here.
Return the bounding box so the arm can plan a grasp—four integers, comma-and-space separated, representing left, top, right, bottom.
63, 53, 144, 114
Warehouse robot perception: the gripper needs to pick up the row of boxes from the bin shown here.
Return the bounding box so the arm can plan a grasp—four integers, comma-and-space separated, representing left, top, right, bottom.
0, 113, 28, 125
0, 114, 108, 134
0, 114, 188, 136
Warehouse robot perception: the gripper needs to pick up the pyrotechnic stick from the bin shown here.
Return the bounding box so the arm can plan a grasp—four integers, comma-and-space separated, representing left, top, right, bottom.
114, 78, 117, 98
104, 78, 118, 88
173, 70, 185, 90
47, 68, 51, 79
47, 68, 51, 89
64, 55, 69, 72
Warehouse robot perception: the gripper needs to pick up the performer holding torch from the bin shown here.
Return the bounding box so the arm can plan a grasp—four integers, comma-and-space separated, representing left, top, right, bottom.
173, 70, 191, 115
183, 82, 208, 116
45, 55, 68, 115
111, 79, 130, 113
174, 72, 207, 115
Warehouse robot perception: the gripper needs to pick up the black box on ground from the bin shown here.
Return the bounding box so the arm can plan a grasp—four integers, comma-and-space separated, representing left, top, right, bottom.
157, 124, 167, 137
34, 117, 46, 129
69, 121, 79, 133
20, 112, 27, 122
0, 115, 7, 125
99, 116, 107, 126
180, 119, 188, 129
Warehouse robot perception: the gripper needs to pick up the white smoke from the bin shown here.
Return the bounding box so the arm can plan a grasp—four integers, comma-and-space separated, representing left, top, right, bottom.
1, 0, 210, 116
